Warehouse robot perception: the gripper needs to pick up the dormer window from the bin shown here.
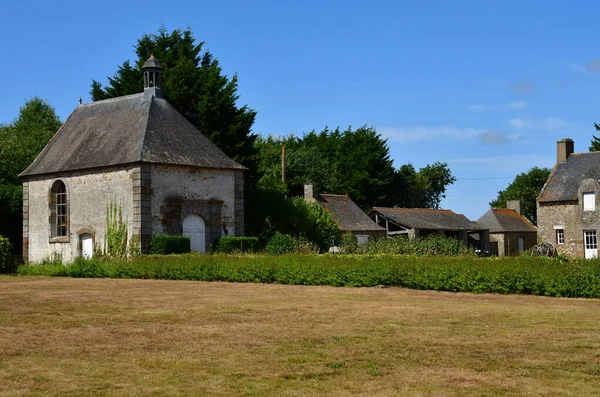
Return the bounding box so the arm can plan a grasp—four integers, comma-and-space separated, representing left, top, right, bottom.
583, 192, 595, 211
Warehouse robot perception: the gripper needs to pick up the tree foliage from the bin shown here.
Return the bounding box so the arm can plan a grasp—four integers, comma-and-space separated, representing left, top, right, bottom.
489, 167, 551, 225
590, 123, 600, 152
0, 98, 61, 253
90, 26, 257, 169
391, 162, 455, 209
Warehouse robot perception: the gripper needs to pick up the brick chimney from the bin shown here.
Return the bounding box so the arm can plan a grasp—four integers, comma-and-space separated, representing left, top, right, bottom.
556, 138, 574, 163
507, 200, 522, 215
304, 184, 318, 202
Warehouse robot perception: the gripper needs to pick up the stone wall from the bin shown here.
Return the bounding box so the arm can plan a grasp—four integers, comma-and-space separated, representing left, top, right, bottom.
150, 165, 240, 251
490, 232, 537, 256
25, 166, 137, 263
537, 178, 600, 258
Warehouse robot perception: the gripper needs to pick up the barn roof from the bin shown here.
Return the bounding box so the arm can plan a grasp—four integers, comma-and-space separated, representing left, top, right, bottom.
477, 208, 536, 233
537, 152, 600, 203
317, 194, 386, 233
369, 207, 483, 231
20, 91, 245, 177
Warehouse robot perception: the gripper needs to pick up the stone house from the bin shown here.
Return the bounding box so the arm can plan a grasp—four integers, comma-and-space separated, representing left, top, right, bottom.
304, 185, 386, 244
537, 138, 600, 258
477, 200, 537, 256
20, 56, 245, 263
368, 207, 489, 249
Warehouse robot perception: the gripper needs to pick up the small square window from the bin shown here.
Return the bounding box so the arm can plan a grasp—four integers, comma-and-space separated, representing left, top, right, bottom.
583, 192, 596, 211
556, 229, 564, 245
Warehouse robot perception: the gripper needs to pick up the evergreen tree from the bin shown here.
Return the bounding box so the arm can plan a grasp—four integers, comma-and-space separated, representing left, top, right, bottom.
90, 27, 257, 169
590, 123, 600, 152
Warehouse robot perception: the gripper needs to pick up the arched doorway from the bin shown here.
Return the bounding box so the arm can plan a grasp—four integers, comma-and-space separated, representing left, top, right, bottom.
183, 214, 206, 253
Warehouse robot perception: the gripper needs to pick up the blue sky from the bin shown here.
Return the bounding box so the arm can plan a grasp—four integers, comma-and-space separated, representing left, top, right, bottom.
2, 0, 599, 221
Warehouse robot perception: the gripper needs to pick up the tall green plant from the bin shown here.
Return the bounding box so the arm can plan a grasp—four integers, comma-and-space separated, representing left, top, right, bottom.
104, 200, 128, 258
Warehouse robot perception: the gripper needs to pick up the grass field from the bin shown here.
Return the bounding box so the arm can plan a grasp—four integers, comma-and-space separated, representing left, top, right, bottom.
1, 276, 599, 396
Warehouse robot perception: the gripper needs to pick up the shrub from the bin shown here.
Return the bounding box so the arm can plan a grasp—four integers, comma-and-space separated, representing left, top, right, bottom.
215, 236, 259, 253
266, 233, 296, 254
149, 235, 191, 255
0, 235, 12, 273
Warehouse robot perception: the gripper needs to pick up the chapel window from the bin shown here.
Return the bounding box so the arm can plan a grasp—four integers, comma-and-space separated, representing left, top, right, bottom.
50, 180, 69, 238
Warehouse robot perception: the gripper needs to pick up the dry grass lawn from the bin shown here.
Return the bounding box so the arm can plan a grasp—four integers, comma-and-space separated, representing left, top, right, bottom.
1, 276, 599, 396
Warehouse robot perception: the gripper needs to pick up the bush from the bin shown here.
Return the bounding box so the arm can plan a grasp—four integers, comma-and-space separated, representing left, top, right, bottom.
0, 235, 12, 273
215, 236, 259, 253
149, 235, 191, 255
266, 233, 296, 254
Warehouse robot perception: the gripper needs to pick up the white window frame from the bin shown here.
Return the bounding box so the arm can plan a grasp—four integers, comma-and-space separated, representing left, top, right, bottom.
585, 231, 598, 249
583, 192, 596, 211
556, 229, 564, 245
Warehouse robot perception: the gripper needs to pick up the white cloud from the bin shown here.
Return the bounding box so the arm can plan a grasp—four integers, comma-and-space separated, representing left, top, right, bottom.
466, 104, 487, 111
380, 126, 516, 145
508, 117, 570, 130
466, 101, 527, 112
379, 126, 482, 142
507, 101, 527, 110
479, 131, 508, 144
587, 59, 600, 73
564, 62, 587, 74
509, 80, 536, 94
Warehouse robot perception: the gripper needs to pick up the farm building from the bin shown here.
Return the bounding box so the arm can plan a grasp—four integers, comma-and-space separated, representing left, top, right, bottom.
537, 138, 600, 258
477, 200, 537, 256
304, 185, 386, 243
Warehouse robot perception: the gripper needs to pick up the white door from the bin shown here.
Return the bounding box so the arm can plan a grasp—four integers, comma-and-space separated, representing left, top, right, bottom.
518, 237, 525, 254
183, 215, 206, 253
81, 234, 93, 259
584, 231, 598, 259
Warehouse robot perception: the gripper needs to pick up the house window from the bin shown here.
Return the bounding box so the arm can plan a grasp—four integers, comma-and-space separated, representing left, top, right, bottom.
584, 231, 598, 250
50, 180, 69, 239
583, 192, 595, 211
556, 229, 564, 245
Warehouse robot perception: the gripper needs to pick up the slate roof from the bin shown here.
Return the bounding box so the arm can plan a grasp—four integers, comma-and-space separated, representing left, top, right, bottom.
477, 209, 536, 233
317, 194, 386, 232
20, 91, 245, 177
538, 152, 600, 203
369, 207, 484, 231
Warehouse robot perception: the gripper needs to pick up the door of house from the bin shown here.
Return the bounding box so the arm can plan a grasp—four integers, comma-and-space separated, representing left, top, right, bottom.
584, 231, 598, 259
518, 237, 525, 254
81, 234, 93, 259
183, 214, 206, 253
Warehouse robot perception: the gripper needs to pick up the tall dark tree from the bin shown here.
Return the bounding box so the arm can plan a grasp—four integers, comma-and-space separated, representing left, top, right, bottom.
0, 98, 61, 254
489, 166, 551, 225
590, 123, 600, 152
90, 27, 257, 169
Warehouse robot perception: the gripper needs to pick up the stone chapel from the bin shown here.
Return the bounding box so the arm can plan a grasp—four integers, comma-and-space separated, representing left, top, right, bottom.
20, 56, 245, 263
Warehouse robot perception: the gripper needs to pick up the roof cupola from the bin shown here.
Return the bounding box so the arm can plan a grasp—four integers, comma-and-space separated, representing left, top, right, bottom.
142, 54, 162, 97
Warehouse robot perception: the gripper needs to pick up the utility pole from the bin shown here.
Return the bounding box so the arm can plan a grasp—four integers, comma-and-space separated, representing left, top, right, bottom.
281, 145, 286, 182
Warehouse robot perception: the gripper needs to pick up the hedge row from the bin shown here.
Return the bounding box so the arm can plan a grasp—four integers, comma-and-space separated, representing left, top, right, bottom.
17, 254, 600, 298
149, 235, 190, 255
215, 236, 259, 253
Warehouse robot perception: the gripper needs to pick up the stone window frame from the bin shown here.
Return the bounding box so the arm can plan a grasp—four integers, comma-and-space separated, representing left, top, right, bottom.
49, 179, 70, 243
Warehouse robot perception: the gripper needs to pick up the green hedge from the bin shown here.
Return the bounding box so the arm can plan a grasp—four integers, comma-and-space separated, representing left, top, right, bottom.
149, 235, 191, 255
17, 254, 600, 298
0, 235, 12, 273
215, 236, 259, 253
266, 233, 296, 254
